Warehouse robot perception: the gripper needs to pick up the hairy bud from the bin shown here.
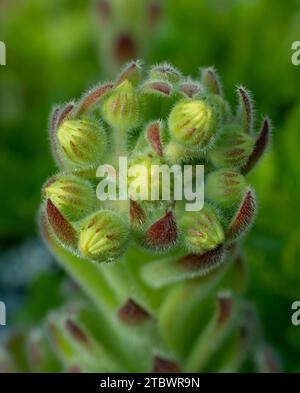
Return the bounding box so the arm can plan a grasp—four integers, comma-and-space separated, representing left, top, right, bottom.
209, 126, 254, 169
201, 67, 222, 96
127, 154, 164, 201
78, 210, 129, 262
57, 119, 107, 167
206, 170, 248, 208
101, 80, 139, 129
44, 175, 95, 222
178, 205, 224, 254
208, 94, 231, 123
149, 63, 181, 84
168, 99, 219, 150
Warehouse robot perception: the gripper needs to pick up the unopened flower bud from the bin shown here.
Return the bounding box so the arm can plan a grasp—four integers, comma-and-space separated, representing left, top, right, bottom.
116, 61, 141, 86
207, 94, 231, 123
101, 80, 139, 129
201, 67, 222, 96
127, 154, 164, 201
78, 210, 129, 262
179, 81, 201, 98
44, 175, 95, 222
168, 99, 219, 150
164, 140, 205, 163
57, 119, 107, 167
206, 170, 248, 208
164, 140, 188, 163
130, 200, 177, 251
179, 205, 224, 254
209, 126, 254, 169
149, 63, 181, 84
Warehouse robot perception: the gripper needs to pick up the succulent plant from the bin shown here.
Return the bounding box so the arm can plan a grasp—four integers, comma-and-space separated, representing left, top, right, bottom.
2, 62, 279, 373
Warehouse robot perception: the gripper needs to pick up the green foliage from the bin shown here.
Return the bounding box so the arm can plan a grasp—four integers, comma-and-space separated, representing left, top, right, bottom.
0, 0, 98, 240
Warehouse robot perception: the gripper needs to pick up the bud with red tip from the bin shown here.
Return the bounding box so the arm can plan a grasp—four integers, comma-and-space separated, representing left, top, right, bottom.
101, 80, 140, 130
57, 119, 107, 167
78, 210, 129, 262
44, 175, 96, 222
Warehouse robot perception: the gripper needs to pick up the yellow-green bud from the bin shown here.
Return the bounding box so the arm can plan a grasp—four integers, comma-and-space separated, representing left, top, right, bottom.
127, 154, 164, 201
168, 99, 219, 150
78, 210, 129, 262
57, 119, 107, 167
179, 205, 224, 254
209, 126, 254, 169
44, 175, 95, 222
206, 170, 248, 208
164, 140, 205, 163
101, 80, 139, 129
164, 141, 188, 163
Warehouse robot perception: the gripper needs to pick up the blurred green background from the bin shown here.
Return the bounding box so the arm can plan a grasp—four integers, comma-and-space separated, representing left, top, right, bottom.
0, 0, 299, 371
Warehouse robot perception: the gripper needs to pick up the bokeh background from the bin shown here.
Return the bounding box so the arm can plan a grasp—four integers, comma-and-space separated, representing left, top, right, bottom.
0, 0, 299, 371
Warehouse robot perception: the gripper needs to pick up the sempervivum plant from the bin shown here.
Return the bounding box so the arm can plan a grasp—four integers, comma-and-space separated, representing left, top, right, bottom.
2, 62, 279, 373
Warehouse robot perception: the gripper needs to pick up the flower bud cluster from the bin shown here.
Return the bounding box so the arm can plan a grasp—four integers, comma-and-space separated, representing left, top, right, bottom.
42, 62, 269, 266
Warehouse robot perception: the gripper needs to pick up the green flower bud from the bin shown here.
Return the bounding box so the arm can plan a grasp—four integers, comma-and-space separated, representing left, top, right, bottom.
44, 175, 95, 222
168, 99, 219, 150
57, 119, 107, 167
127, 154, 164, 201
149, 63, 181, 84
101, 80, 139, 129
164, 140, 205, 163
206, 170, 248, 207
179, 81, 201, 98
209, 126, 254, 169
164, 140, 188, 163
78, 210, 129, 262
178, 205, 224, 254
207, 94, 231, 123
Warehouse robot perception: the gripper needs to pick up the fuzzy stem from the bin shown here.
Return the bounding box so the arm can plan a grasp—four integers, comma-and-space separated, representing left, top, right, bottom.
46, 236, 149, 371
